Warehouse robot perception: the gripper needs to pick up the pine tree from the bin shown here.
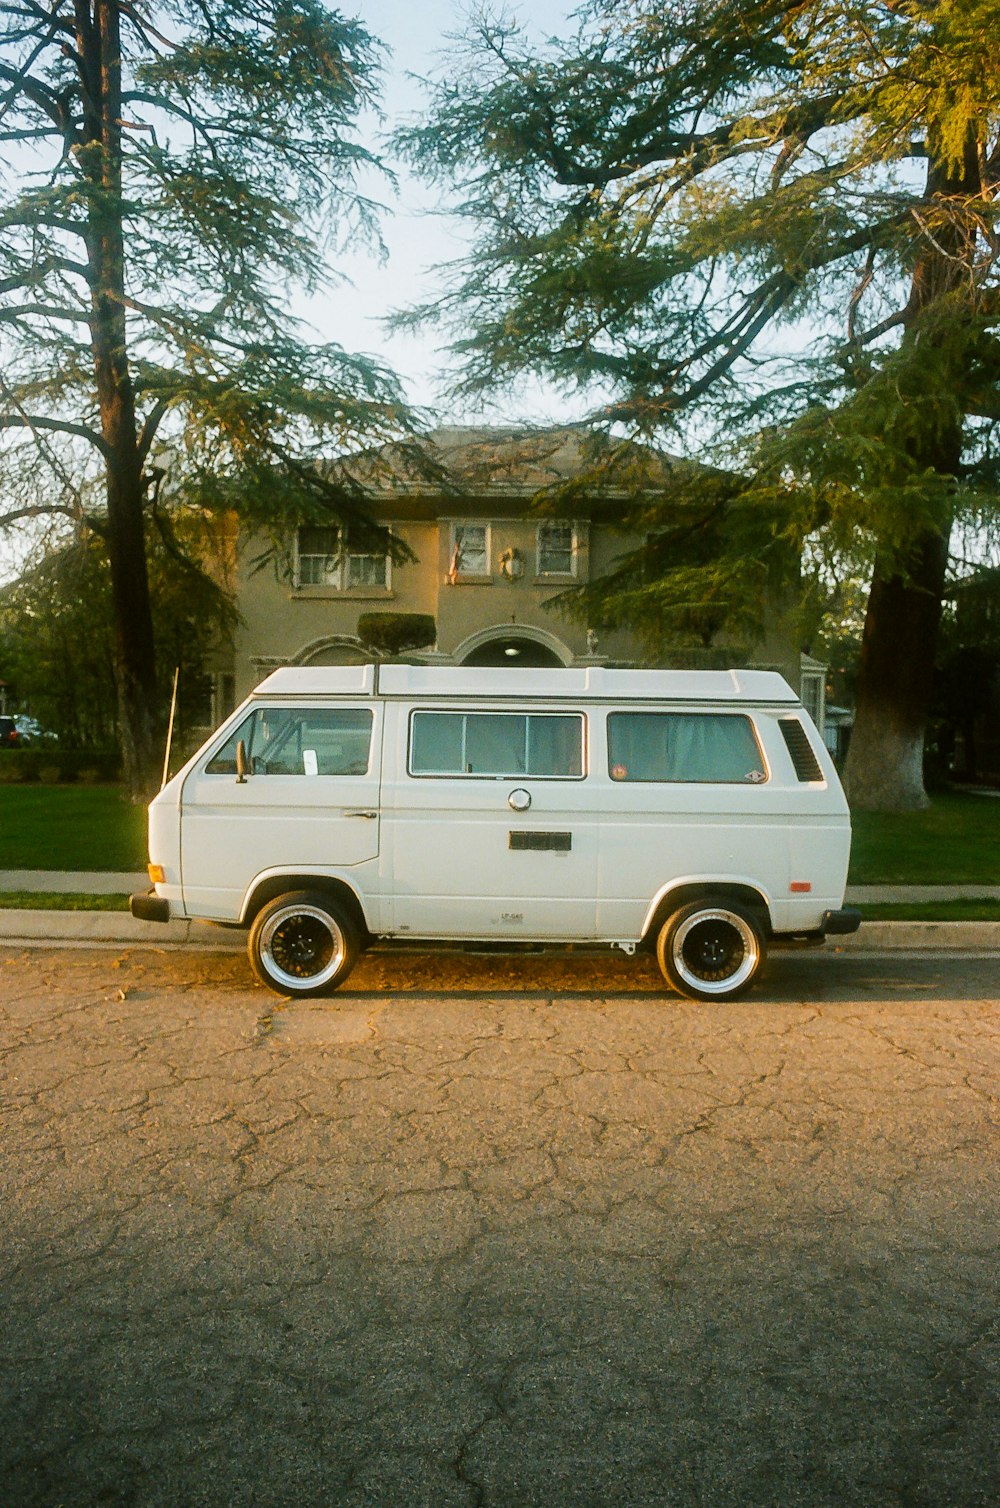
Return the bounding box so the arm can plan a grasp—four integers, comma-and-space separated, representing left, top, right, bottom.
399, 0, 1000, 810
0, 1, 412, 794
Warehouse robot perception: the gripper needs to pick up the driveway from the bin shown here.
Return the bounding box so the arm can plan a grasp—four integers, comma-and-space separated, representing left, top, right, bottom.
1, 946, 997, 1506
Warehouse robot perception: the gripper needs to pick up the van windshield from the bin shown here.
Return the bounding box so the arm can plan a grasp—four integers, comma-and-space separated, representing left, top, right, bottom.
205, 707, 373, 776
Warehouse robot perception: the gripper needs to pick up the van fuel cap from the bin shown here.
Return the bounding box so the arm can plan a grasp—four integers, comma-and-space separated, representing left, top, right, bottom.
508, 788, 531, 812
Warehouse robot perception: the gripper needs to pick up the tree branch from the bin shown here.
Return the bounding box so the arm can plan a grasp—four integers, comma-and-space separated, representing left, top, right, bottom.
0, 57, 79, 143
137, 397, 171, 466
0, 301, 90, 324
0, 502, 82, 528
0, 413, 111, 457
549, 93, 846, 190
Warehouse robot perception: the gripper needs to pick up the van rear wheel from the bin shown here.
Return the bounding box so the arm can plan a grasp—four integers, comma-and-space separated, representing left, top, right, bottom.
657, 899, 765, 1002
248, 890, 359, 998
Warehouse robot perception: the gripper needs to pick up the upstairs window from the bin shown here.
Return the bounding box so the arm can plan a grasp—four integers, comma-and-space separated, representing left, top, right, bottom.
296, 527, 388, 591
449, 523, 490, 580
537, 520, 577, 577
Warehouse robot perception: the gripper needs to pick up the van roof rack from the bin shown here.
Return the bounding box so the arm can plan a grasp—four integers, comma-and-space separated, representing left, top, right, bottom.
251, 664, 798, 703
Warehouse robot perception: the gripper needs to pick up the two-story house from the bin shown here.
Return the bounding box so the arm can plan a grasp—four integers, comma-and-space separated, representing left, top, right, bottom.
212, 426, 822, 726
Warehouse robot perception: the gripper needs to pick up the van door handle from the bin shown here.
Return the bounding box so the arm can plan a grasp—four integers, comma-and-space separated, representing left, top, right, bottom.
344, 809, 378, 819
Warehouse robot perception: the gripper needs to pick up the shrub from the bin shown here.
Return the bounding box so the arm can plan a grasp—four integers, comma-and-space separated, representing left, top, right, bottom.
0, 747, 121, 783
0, 751, 40, 782
357, 612, 436, 657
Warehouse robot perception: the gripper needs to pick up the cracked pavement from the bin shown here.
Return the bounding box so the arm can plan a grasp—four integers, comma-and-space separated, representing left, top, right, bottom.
1, 945, 998, 1507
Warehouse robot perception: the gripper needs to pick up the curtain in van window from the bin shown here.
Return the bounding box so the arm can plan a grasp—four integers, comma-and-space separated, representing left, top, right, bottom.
607, 712, 765, 783
526, 715, 583, 776
465, 714, 526, 773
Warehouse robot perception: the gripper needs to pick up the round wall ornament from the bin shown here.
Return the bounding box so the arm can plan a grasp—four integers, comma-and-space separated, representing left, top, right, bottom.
499, 547, 525, 581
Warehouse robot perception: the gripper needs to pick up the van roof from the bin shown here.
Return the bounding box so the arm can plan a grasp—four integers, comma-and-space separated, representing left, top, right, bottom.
251, 664, 799, 704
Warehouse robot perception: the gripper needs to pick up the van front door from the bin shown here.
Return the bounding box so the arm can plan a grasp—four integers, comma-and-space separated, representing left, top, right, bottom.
179, 702, 382, 920
383, 705, 597, 939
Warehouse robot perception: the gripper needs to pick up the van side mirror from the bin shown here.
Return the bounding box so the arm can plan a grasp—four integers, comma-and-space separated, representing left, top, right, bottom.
236, 739, 249, 784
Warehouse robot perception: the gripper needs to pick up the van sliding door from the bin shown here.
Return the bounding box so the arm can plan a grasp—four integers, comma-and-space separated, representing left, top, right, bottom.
383, 706, 597, 940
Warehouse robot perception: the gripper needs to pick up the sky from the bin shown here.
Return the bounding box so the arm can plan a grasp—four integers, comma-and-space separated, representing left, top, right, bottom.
307, 0, 582, 425
0, 2, 578, 583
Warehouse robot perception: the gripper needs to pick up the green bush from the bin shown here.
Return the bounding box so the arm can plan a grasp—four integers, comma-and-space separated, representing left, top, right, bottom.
0, 748, 121, 783
357, 612, 436, 657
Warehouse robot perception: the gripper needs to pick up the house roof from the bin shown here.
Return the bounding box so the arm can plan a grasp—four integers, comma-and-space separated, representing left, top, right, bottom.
337, 424, 690, 504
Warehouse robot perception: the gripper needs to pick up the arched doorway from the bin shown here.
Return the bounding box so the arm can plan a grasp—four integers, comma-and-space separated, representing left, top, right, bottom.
455, 625, 571, 668
294, 635, 368, 666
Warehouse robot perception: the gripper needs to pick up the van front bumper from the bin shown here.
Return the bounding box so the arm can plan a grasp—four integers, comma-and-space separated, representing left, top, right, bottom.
130, 891, 171, 924
822, 907, 862, 936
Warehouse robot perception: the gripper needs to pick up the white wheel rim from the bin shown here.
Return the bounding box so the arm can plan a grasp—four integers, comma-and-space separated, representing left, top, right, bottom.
671, 909, 759, 995
259, 904, 345, 991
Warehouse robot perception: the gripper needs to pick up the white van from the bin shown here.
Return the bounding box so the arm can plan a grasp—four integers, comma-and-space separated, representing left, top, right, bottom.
131, 665, 859, 1000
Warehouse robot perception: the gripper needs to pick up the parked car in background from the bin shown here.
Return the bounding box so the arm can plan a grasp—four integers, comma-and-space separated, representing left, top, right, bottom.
0, 716, 20, 748
13, 716, 58, 745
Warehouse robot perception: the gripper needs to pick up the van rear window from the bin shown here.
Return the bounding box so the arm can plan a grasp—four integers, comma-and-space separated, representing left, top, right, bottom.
205, 707, 373, 776
410, 711, 583, 778
607, 712, 766, 784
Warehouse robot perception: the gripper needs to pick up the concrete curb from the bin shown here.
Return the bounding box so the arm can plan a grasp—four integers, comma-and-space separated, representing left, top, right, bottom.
833, 921, 1000, 952
0, 911, 245, 950
0, 910, 998, 953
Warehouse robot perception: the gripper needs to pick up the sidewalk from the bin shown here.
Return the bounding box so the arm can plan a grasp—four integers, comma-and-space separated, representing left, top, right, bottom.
0, 869, 148, 893
0, 872, 998, 952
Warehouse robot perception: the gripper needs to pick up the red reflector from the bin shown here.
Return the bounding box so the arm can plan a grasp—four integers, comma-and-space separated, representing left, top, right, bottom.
790, 881, 812, 893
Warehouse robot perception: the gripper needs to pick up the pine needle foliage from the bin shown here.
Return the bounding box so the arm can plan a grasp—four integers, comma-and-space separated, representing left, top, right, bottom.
0, 1, 414, 792
399, 0, 1000, 807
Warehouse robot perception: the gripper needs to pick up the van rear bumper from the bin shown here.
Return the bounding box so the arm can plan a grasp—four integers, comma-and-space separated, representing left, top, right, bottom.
822, 907, 862, 936
130, 891, 171, 924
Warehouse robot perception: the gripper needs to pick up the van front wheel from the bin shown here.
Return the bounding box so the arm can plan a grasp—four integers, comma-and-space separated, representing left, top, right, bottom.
248, 891, 359, 998
656, 900, 765, 1002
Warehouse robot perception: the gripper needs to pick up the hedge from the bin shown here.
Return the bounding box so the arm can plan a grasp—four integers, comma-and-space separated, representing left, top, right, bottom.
0, 748, 122, 784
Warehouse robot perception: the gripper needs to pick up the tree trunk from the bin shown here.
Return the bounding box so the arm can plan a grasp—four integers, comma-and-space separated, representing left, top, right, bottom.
843, 532, 949, 810
81, 0, 160, 797
842, 136, 977, 813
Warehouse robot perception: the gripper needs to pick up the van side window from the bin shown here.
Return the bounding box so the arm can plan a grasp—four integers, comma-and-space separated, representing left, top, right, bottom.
410, 711, 584, 777
607, 712, 766, 784
205, 707, 373, 776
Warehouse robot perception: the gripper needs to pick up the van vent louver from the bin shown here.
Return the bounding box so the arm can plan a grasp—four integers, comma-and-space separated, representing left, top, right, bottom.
779, 718, 824, 782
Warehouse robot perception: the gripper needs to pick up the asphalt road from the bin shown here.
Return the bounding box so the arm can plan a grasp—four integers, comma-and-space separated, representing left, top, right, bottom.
1, 945, 997, 1507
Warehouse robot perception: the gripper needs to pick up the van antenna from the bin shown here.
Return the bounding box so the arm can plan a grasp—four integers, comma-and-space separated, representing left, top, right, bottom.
161, 666, 180, 789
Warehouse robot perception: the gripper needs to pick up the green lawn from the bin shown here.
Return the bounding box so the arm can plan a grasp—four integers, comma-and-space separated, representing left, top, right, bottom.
0, 891, 130, 910
848, 791, 1000, 884
0, 782, 997, 889
857, 899, 1000, 922
0, 786, 148, 871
